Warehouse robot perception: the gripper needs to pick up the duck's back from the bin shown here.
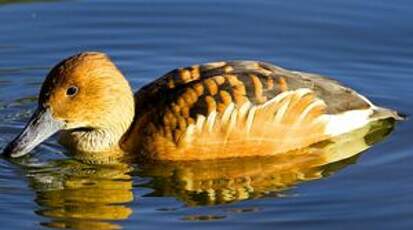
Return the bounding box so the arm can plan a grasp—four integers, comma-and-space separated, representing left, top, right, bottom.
125, 61, 398, 160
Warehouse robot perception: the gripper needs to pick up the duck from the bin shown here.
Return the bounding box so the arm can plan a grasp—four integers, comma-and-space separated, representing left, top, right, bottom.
2, 52, 404, 162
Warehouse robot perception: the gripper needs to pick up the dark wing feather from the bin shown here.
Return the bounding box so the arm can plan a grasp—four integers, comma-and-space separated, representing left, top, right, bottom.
135, 61, 370, 117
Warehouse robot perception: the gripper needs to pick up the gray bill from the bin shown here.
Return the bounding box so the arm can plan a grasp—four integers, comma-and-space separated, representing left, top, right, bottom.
3, 107, 64, 158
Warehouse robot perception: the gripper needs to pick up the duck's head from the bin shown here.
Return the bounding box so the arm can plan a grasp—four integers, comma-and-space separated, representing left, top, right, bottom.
3, 52, 135, 158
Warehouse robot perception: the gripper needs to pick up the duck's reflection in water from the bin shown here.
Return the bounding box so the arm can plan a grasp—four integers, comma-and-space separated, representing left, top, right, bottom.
19, 119, 394, 228
26, 162, 134, 229
140, 119, 395, 206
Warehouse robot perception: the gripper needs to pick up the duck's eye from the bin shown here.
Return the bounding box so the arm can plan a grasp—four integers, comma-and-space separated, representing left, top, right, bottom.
66, 86, 78, 96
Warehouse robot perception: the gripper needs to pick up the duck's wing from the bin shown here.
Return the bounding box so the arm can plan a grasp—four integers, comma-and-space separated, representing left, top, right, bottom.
136, 61, 371, 113
131, 61, 397, 160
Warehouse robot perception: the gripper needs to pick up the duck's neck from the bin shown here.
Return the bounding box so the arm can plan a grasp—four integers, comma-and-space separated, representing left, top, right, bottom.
59, 127, 122, 153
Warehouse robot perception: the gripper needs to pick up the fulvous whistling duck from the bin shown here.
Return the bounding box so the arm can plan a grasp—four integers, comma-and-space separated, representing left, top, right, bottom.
2, 52, 403, 162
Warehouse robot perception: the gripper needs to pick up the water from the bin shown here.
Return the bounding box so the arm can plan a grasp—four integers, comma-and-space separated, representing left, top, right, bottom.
0, 0, 412, 229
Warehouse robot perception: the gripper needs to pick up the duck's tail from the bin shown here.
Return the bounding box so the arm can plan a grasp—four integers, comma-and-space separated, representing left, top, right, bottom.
323, 106, 405, 138
370, 107, 406, 121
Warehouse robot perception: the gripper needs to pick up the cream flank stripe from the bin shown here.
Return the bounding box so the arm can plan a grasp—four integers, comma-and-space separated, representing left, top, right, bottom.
181, 88, 329, 146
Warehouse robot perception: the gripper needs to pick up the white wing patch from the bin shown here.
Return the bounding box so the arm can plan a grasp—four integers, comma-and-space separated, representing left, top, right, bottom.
322, 109, 374, 136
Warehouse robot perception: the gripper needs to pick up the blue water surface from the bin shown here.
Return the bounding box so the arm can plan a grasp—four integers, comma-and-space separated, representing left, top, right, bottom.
0, 0, 412, 229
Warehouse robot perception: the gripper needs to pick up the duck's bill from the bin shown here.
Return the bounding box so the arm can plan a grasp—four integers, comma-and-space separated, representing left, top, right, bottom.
3, 107, 64, 158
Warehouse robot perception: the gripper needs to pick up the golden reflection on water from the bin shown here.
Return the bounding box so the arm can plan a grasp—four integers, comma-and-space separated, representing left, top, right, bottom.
140, 119, 395, 206
27, 162, 133, 229
17, 119, 394, 228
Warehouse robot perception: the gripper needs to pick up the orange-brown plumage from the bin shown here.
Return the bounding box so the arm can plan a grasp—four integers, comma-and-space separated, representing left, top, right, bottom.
3, 52, 403, 163
124, 60, 350, 160
42, 54, 135, 154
